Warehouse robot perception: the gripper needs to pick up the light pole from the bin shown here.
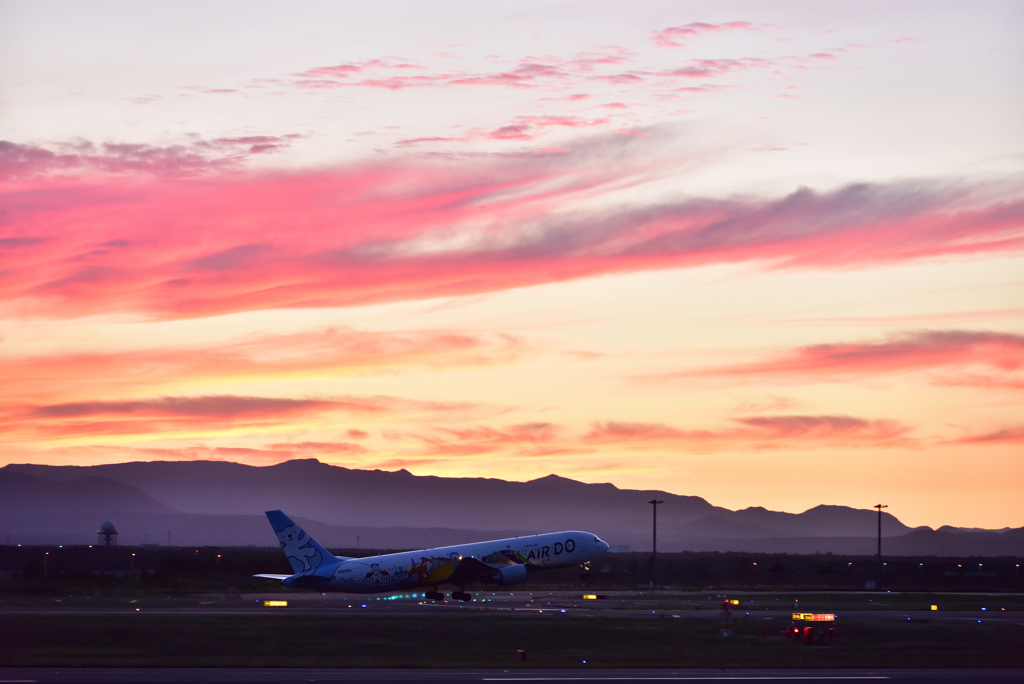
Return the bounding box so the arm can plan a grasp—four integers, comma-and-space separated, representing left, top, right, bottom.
44, 551, 49, 576
649, 499, 664, 585
874, 503, 887, 579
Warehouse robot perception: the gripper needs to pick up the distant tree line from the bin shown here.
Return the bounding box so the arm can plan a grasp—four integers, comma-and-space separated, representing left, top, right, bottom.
0, 545, 1021, 596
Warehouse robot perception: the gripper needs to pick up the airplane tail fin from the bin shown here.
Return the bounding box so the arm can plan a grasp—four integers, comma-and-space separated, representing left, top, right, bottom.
265, 510, 340, 577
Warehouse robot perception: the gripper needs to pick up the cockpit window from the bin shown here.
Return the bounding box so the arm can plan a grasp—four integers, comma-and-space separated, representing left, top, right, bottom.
594, 536, 602, 542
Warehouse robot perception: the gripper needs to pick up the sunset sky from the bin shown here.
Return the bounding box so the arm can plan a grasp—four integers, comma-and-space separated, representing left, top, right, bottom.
2, 1, 1022, 529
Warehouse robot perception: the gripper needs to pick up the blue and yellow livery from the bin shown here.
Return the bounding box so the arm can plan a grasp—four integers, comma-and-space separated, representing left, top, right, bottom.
255, 510, 609, 601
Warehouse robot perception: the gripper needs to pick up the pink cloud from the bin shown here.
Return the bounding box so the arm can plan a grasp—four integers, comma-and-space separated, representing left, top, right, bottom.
32, 395, 344, 419
183, 86, 240, 95
295, 62, 570, 92
484, 116, 610, 141
948, 426, 1024, 444
394, 136, 465, 147
487, 125, 534, 141
590, 73, 645, 85
449, 63, 568, 88
5, 395, 356, 441
297, 63, 368, 78
397, 116, 609, 146
33, 441, 369, 466
585, 414, 911, 449
646, 331, 1024, 390
293, 59, 424, 83
665, 58, 769, 79
212, 135, 303, 154
3, 136, 1023, 320
563, 48, 636, 71
929, 373, 1024, 391
734, 415, 907, 441
266, 441, 368, 454
545, 93, 590, 102
413, 423, 563, 457
0, 392, 490, 442
290, 49, 632, 93
0, 137, 301, 181
515, 115, 609, 129
0, 327, 527, 405
651, 21, 759, 49
403, 412, 913, 458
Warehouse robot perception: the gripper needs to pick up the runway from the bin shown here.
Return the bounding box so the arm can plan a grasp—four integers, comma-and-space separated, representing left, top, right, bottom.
1, 590, 1020, 625
4, 591, 1021, 671
2, 669, 1024, 684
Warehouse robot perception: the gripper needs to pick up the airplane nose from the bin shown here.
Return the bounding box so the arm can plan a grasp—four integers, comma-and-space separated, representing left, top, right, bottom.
599, 540, 610, 554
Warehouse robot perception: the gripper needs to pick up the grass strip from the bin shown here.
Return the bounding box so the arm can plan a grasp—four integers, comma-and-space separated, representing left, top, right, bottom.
2, 614, 1022, 668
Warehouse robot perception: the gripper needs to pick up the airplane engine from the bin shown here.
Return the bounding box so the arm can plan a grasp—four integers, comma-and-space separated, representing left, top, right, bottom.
485, 563, 528, 585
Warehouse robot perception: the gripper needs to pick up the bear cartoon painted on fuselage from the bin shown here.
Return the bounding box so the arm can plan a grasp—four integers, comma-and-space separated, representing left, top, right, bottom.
275, 524, 322, 573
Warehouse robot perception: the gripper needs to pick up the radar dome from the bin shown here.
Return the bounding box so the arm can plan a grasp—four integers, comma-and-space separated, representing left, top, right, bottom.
97, 519, 119, 545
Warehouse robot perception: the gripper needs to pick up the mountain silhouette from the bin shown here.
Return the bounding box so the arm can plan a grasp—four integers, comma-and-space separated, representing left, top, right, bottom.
2, 459, 1020, 555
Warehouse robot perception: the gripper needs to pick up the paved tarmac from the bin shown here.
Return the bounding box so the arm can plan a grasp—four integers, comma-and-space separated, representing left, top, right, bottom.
2, 668, 1024, 683
1, 590, 1020, 625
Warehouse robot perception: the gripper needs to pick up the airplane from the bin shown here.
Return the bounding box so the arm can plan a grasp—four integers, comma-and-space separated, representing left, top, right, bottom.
255, 510, 610, 602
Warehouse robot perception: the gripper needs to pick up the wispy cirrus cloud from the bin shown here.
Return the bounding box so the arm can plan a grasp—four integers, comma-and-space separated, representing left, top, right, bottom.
947, 426, 1024, 444
655, 330, 1024, 388
483, 114, 610, 142
0, 136, 302, 181
0, 393, 489, 442
395, 115, 611, 146
662, 57, 770, 79
651, 21, 760, 49
31, 395, 343, 419
276, 44, 791, 109
15, 441, 369, 466
266, 440, 369, 454
295, 58, 424, 79
0, 326, 527, 404
414, 422, 569, 456
295, 61, 567, 91
3, 133, 1023, 321
405, 413, 915, 459
584, 415, 912, 449
290, 49, 634, 92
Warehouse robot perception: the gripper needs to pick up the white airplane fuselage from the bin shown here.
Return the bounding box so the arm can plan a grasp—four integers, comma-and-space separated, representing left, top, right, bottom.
315, 530, 603, 593
260, 510, 609, 595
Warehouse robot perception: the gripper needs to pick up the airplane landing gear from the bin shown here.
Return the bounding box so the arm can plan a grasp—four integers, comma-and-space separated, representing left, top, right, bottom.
580, 561, 591, 581
452, 590, 472, 602
425, 590, 445, 601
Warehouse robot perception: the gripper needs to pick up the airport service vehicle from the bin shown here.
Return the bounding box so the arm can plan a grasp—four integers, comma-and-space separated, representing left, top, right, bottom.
255, 510, 610, 601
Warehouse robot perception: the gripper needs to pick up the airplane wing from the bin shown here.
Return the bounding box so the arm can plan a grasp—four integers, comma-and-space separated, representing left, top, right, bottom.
448, 556, 494, 583
447, 556, 516, 584
253, 574, 292, 580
